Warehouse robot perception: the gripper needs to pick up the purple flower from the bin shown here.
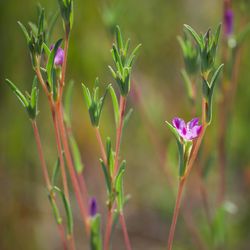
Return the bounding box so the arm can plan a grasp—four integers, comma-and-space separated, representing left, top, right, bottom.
50, 45, 64, 67
172, 117, 202, 141
89, 197, 98, 217
224, 8, 234, 36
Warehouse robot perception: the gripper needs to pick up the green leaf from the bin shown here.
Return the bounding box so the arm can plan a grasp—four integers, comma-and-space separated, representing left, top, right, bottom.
115, 25, 124, 51
17, 21, 30, 42
180, 69, 194, 104
5, 79, 29, 107
42, 43, 51, 56
177, 140, 185, 177
108, 85, 119, 127
184, 24, 202, 48
82, 83, 92, 108
214, 23, 222, 47
69, 135, 84, 174
28, 22, 38, 36
126, 43, 142, 67
100, 159, 112, 194
48, 194, 63, 225
28, 76, 39, 119
46, 10, 60, 42
210, 64, 224, 91
52, 158, 60, 186
53, 186, 74, 235
37, 7, 45, 35
115, 160, 126, 211
165, 121, 180, 141
123, 108, 133, 130
90, 214, 102, 250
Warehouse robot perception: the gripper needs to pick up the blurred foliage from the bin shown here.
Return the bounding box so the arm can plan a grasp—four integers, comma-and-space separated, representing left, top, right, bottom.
1, 0, 250, 249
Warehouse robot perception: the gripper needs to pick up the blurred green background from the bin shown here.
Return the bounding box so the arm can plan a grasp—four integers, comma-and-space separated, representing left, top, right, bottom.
1, 0, 250, 249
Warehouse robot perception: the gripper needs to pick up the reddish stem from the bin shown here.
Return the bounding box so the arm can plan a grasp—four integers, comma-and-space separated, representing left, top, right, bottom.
119, 213, 132, 250
31, 121, 68, 249
104, 209, 113, 250
95, 127, 107, 164
56, 103, 90, 234
51, 105, 70, 199
31, 121, 51, 189
167, 179, 185, 250
57, 224, 68, 250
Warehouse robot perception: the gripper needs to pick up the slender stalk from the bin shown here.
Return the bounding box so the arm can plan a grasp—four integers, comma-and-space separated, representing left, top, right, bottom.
102, 95, 132, 250
68, 235, 76, 250
167, 178, 185, 250
167, 98, 208, 249
56, 103, 90, 234
119, 213, 132, 250
95, 127, 107, 164
31, 121, 68, 250
113, 96, 127, 176
57, 224, 68, 250
32, 121, 51, 189
51, 105, 70, 199
104, 209, 113, 250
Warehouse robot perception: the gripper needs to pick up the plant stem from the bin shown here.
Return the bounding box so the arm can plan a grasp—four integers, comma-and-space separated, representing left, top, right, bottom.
113, 96, 127, 176
119, 213, 132, 250
31, 121, 68, 250
95, 127, 107, 164
104, 209, 113, 250
51, 105, 70, 199
31, 121, 51, 189
167, 178, 185, 250
68, 235, 76, 250
56, 102, 90, 234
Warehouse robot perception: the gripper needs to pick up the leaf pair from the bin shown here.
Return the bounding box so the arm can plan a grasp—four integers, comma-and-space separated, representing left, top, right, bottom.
202, 64, 224, 124
82, 80, 109, 127
184, 24, 221, 75
100, 138, 126, 211
109, 25, 141, 96
5, 77, 39, 120
178, 31, 200, 75
108, 85, 133, 129
57, 0, 74, 32
18, 7, 46, 66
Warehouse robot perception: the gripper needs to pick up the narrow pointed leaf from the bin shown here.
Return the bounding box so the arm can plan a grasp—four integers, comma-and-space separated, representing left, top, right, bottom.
108, 85, 119, 127
184, 24, 202, 48
5, 79, 29, 107
52, 158, 60, 186
82, 83, 92, 108
100, 159, 111, 194
17, 21, 30, 42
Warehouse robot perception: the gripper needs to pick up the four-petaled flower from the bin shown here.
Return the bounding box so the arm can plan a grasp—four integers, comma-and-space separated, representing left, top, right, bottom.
89, 197, 98, 217
50, 45, 64, 67
172, 117, 202, 141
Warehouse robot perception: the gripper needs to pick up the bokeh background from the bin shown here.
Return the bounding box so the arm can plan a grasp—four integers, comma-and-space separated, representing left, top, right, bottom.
1, 0, 250, 249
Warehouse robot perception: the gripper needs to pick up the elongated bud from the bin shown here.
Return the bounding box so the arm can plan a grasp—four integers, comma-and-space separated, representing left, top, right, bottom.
89, 197, 98, 217
224, 8, 234, 37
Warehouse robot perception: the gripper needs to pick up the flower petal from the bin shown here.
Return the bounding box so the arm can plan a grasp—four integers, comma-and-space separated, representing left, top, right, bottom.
172, 117, 186, 130
187, 118, 199, 129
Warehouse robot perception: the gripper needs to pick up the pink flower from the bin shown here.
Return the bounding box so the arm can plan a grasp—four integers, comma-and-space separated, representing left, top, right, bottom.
172, 117, 202, 141
50, 45, 64, 67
